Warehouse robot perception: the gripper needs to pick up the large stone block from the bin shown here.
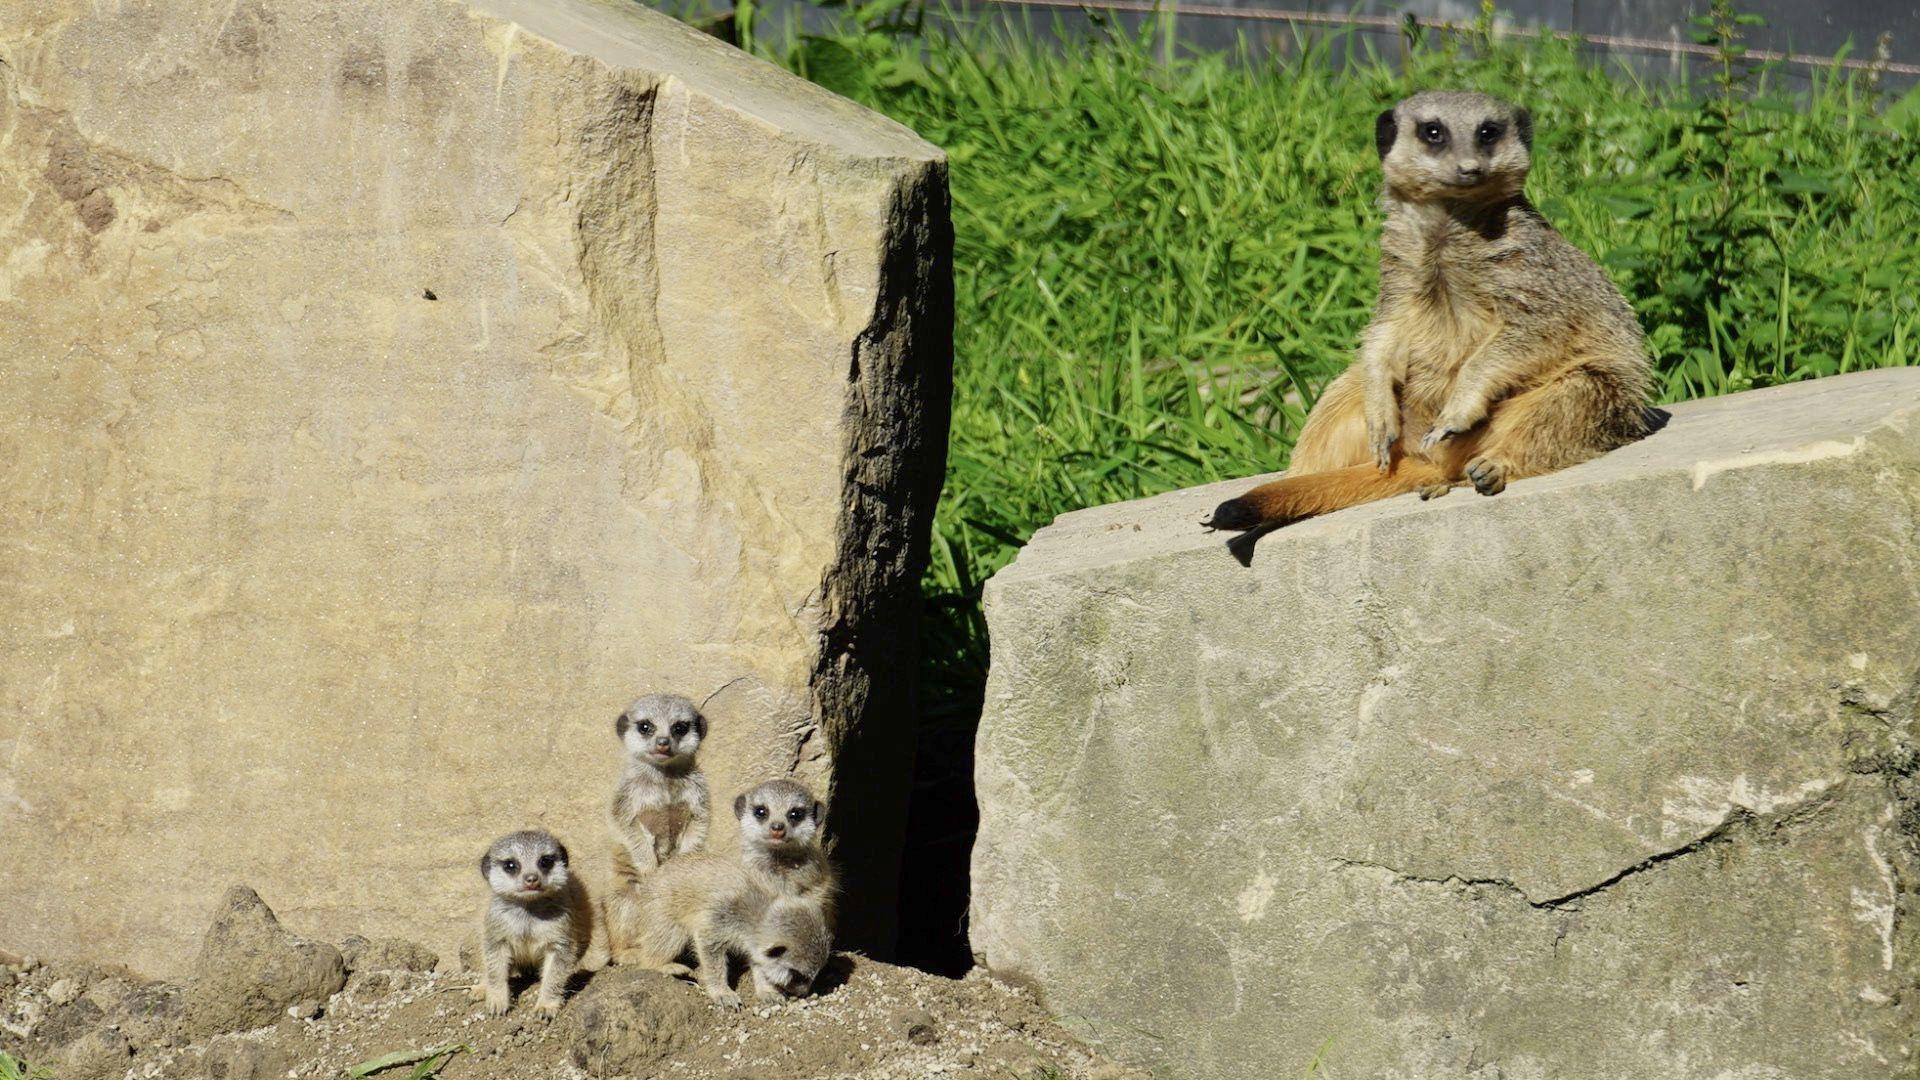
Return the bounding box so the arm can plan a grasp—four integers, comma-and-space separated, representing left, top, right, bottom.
0, 0, 949, 972
971, 369, 1920, 1078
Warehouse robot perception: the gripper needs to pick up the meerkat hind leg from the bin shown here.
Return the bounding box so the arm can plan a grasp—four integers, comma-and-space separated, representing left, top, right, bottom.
1283, 367, 1373, 475
1468, 361, 1638, 497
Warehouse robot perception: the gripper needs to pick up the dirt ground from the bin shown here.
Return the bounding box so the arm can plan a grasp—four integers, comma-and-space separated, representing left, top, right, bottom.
0, 909, 1141, 1080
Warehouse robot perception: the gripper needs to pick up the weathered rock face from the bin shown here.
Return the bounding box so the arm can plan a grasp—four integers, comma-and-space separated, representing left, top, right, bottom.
0, 0, 950, 973
971, 370, 1920, 1078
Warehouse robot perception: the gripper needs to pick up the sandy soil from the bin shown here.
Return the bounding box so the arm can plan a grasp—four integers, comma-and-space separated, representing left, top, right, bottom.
0, 933, 1140, 1079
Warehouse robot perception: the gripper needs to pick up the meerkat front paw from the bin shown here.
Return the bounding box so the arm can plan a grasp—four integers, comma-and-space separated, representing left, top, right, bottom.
534, 995, 564, 1017
1465, 456, 1508, 495
467, 984, 487, 1003
706, 988, 743, 1010
483, 988, 512, 1016
1417, 481, 1460, 500
1418, 424, 1459, 452
1367, 420, 1399, 472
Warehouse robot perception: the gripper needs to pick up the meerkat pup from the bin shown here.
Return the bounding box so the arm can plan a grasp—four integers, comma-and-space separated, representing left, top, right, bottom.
614, 854, 831, 1009
608, 692, 710, 880
471, 830, 593, 1017
734, 778, 837, 909
1205, 91, 1650, 539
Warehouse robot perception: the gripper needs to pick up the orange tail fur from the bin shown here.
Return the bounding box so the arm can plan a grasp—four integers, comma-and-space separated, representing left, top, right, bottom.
1205, 459, 1451, 531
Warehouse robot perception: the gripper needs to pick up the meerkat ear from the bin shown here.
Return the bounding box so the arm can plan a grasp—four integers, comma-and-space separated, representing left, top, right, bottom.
553, 843, 569, 865
1375, 108, 1397, 158
693, 714, 707, 739
810, 801, 824, 825
615, 711, 629, 738
733, 793, 748, 819
1515, 107, 1533, 150
479, 853, 492, 878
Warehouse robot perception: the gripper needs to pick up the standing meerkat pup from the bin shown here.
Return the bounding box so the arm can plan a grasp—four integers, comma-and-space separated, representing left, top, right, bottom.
612, 853, 831, 1009
472, 830, 593, 1017
734, 778, 837, 910
1205, 91, 1650, 541
608, 692, 710, 882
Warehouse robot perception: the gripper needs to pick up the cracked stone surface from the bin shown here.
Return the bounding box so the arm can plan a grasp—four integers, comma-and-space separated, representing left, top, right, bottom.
0, 0, 950, 973
971, 369, 1920, 1078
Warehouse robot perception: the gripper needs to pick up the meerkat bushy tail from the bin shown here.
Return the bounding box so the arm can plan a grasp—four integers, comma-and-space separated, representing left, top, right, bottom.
1205, 457, 1450, 531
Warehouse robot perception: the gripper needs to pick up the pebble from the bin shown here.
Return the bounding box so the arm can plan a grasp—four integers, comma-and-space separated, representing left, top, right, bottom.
46, 977, 79, 1006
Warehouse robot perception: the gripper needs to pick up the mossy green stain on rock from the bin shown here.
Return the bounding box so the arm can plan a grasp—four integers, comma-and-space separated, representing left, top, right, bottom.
973, 371, 1920, 1078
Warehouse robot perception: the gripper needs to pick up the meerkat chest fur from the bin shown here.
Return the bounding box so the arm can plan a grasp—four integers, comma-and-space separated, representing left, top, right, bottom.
613, 764, 707, 847
488, 895, 576, 967
1377, 203, 1521, 414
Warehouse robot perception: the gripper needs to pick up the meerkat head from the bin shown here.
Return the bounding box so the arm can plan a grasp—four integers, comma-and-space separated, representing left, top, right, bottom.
480, 830, 572, 902
749, 897, 831, 998
615, 693, 706, 769
1375, 90, 1532, 203
732, 778, 824, 852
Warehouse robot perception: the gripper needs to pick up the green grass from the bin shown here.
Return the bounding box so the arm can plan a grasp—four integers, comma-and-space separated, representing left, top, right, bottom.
0, 1050, 49, 1080
737, 5, 1920, 712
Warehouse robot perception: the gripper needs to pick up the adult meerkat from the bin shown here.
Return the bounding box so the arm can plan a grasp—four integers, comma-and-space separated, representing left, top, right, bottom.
610, 853, 831, 1009
733, 778, 837, 910
1205, 91, 1650, 539
608, 692, 710, 882
471, 830, 593, 1017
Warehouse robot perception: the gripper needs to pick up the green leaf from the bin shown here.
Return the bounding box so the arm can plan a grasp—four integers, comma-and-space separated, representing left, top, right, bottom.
346, 1044, 469, 1079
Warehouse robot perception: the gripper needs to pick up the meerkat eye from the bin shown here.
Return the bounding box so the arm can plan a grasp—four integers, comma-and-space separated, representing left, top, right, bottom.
1476, 121, 1504, 147
537, 854, 555, 872
670, 721, 690, 738
636, 720, 653, 736
786, 808, 806, 824
1419, 121, 1446, 146
500, 859, 519, 876
765, 946, 787, 959
753, 805, 769, 820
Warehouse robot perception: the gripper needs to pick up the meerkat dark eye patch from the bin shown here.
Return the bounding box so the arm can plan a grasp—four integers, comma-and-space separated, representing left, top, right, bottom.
500, 859, 519, 876
636, 720, 653, 736
1374, 108, 1396, 158
753, 805, 770, 820
786, 808, 806, 823
670, 721, 690, 738
1476, 120, 1504, 147
537, 854, 555, 872
1419, 121, 1447, 147
766, 946, 787, 959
